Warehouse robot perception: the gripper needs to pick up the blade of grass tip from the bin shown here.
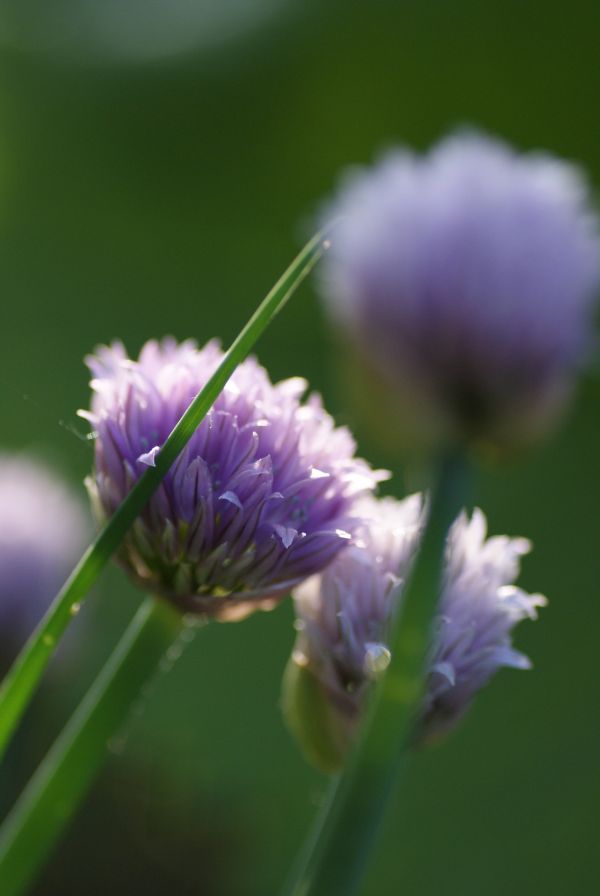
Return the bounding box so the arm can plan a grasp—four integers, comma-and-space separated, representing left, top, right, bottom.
0, 595, 195, 896
0, 230, 328, 761
283, 451, 471, 896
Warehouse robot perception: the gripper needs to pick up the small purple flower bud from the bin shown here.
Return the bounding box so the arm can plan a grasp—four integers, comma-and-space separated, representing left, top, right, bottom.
0, 454, 88, 666
320, 133, 600, 450
81, 338, 387, 620
284, 495, 545, 770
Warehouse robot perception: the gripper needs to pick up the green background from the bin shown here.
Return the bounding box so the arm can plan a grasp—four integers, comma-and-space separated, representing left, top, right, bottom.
0, 1, 598, 893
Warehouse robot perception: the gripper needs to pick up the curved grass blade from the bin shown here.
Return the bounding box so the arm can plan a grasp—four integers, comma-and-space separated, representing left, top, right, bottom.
0, 596, 190, 896
0, 231, 327, 760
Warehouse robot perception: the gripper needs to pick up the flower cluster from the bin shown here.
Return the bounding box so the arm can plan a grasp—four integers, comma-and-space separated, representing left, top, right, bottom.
79, 132, 576, 767
319, 133, 600, 448
285, 494, 546, 769
82, 338, 386, 619
0, 454, 87, 664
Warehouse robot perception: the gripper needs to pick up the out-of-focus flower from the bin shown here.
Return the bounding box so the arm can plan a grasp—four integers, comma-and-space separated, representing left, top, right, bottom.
81, 338, 386, 620
284, 494, 546, 771
319, 133, 600, 451
0, 454, 87, 664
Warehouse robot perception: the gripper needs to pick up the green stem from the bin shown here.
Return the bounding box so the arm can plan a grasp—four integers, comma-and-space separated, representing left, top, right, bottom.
0, 596, 191, 896
281, 774, 341, 896
0, 231, 326, 761
285, 451, 471, 896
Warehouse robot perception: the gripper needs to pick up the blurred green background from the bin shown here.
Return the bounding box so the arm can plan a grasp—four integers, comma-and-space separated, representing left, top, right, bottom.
0, 0, 599, 893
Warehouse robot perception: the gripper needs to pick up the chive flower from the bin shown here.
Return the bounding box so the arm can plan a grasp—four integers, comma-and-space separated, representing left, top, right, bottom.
0, 454, 87, 663
82, 338, 386, 620
319, 133, 600, 448
284, 494, 546, 770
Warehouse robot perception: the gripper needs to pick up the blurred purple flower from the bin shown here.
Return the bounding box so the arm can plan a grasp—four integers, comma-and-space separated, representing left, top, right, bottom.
423, 507, 546, 738
0, 454, 87, 663
81, 338, 386, 620
285, 494, 545, 768
320, 133, 600, 448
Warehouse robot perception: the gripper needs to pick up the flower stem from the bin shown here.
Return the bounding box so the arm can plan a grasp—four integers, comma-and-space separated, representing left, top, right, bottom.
0, 596, 194, 896
0, 231, 326, 762
283, 450, 471, 896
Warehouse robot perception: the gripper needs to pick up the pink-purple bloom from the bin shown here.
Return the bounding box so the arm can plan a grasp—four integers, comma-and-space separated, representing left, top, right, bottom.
285, 494, 546, 769
81, 338, 386, 619
0, 454, 87, 664
320, 133, 600, 447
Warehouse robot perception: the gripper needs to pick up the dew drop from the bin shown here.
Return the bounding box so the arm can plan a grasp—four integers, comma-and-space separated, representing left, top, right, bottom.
70, 602, 81, 616
363, 642, 391, 678
292, 648, 309, 667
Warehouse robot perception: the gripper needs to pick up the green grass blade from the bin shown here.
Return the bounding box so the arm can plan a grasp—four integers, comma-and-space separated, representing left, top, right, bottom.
0, 596, 188, 896
0, 231, 326, 760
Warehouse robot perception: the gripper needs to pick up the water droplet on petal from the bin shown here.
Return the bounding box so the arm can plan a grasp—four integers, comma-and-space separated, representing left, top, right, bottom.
364, 642, 391, 678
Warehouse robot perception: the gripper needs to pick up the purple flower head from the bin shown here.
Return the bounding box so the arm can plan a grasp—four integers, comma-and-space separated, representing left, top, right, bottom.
0, 454, 87, 663
320, 133, 600, 448
285, 494, 545, 769
419, 508, 546, 738
81, 338, 386, 620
